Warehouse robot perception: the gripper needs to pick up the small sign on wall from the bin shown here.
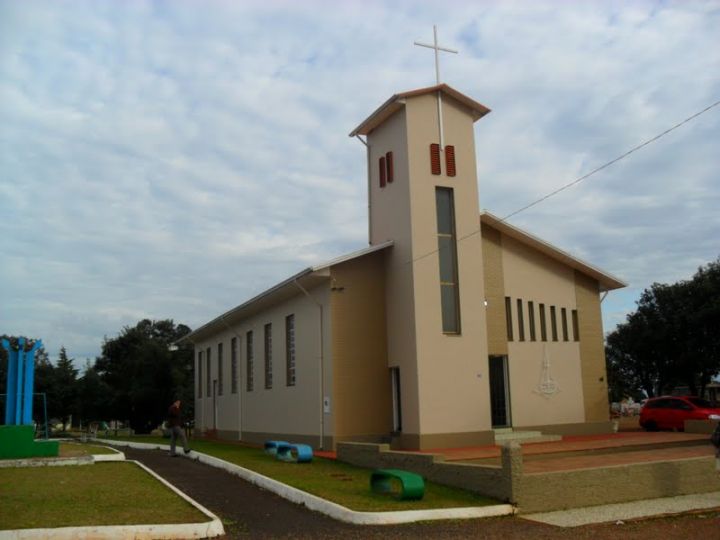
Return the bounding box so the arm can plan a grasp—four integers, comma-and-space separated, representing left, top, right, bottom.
323, 396, 331, 413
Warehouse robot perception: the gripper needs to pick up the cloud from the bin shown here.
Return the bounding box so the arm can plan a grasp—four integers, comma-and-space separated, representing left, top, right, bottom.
1, 0, 718, 364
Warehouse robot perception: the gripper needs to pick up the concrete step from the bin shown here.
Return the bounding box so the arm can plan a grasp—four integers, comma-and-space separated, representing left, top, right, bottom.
493, 430, 562, 444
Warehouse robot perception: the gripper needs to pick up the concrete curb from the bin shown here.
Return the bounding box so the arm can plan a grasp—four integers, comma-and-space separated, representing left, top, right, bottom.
0, 456, 93, 468
90, 445, 126, 462
95, 438, 516, 525
0, 459, 225, 540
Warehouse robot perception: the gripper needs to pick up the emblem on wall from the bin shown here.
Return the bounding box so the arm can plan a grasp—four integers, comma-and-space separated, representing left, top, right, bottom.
535, 346, 560, 398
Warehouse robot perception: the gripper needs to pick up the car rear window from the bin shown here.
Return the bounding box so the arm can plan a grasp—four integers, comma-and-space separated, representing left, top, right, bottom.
645, 399, 666, 409
686, 397, 712, 408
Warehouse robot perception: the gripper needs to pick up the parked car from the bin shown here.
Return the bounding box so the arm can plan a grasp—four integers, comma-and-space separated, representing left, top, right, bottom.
639, 396, 720, 431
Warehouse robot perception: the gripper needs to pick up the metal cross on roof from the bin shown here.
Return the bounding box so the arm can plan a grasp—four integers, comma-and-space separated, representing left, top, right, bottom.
414, 25, 458, 85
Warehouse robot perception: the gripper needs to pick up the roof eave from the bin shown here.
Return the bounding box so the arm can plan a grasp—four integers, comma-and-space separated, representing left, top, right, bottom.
349, 84, 491, 137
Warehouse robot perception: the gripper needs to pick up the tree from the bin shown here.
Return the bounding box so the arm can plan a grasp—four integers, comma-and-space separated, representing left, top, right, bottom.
606, 258, 720, 399
75, 360, 111, 427
53, 347, 78, 431
94, 319, 193, 433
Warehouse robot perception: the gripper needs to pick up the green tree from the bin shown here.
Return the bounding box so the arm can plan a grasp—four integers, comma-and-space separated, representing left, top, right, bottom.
75, 360, 111, 427
53, 347, 78, 431
94, 319, 193, 433
606, 258, 720, 399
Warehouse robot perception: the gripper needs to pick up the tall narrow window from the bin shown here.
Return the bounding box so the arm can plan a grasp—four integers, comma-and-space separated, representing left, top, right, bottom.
436, 187, 461, 333
505, 296, 513, 341
430, 143, 441, 175
231, 337, 238, 394
572, 310, 580, 342
217, 342, 224, 396
385, 151, 394, 183
286, 314, 296, 386
206, 347, 211, 397
561, 308, 569, 341
198, 350, 203, 398
517, 298, 525, 341
445, 145, 456, 177
264, 323, 273, 389
539, 304, 547, 341
528, 301, 536, 341
379, 156, 386, 187
550, 306, 558, 341
246, 331, 254, 391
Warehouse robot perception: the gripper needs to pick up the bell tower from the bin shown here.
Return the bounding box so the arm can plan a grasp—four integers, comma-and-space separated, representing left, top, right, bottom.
350, 84, 495, 448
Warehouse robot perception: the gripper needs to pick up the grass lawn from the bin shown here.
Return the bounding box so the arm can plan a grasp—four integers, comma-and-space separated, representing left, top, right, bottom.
59, 442, 119, 457
101, 435, 497, 512
0, 462, 208, 530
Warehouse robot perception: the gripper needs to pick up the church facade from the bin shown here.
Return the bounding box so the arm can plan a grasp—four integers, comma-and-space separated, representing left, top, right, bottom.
180, 84, 625, 450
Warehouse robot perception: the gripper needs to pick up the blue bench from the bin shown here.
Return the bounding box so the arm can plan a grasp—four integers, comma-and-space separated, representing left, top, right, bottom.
370, 469, 425, 500
264, 440, 289, 456
275, 443, 313, 463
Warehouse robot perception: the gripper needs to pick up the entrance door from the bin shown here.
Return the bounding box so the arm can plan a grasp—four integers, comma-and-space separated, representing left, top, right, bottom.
489, 355, 511, 428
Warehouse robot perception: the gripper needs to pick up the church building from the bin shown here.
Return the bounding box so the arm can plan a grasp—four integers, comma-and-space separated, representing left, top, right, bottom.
180, 83, 625, 450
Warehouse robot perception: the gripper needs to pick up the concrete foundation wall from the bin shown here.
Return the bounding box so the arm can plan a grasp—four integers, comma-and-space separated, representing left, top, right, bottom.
337, 442, 514, 502
518, 456, 720, 513
337, 441, 720, 513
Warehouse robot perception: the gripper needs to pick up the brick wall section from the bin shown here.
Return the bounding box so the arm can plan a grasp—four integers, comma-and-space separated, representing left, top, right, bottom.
574, 271, 610, 422
518, 456, 720, 513
338, 441, 720, 513
481, 225, 508, 356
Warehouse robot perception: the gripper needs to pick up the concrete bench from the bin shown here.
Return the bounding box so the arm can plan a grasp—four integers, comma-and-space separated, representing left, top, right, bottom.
275, 443, 313, 463
370, 469, 425, 500
264, 440, 289, 456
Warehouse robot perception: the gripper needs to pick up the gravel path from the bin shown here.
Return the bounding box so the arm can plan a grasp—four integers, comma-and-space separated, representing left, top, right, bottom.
123, 446, 720, 539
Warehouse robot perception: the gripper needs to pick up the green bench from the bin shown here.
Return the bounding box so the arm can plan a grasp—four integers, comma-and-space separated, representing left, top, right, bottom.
370, 468, 425, 500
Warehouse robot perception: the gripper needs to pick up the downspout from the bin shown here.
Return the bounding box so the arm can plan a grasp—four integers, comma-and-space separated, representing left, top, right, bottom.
293, 278, 325, 450
355, 134, 371, 243
219, 314, 244, 440
600, 291, 609, 303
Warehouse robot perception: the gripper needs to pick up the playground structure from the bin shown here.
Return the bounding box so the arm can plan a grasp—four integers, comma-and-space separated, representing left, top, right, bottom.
0, 338, 59, 459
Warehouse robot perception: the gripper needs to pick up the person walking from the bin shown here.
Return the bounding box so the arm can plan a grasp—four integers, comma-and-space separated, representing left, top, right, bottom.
167, 400, 191, 457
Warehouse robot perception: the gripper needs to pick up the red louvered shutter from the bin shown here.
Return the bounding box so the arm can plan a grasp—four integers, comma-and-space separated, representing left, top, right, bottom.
430, 144, 441, 175
386, 151, 394, 183
445, 145, 456, 177
379, 156, 386, 187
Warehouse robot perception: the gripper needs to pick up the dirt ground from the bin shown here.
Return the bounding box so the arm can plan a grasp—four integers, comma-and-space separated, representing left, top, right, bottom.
123, 446, 720, 539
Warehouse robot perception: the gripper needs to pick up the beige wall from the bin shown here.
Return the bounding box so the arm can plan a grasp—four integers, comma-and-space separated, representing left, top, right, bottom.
482, 225, 508, 356
575, 271, 610, 422
406, 94, 492, 439
500, 234, 585, 427
330, 250, 392, 441
193, 283, 332, 448
367, 107, 421, 435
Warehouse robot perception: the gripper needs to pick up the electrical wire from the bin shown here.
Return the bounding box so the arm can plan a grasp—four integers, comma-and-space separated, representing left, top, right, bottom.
404, 98, 720, 268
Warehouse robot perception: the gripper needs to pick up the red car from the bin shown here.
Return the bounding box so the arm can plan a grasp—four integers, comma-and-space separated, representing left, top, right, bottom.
639, 396, 720, 431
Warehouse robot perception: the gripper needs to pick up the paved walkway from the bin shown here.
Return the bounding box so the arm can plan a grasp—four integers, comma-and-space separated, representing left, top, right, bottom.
121, 446, 720, 539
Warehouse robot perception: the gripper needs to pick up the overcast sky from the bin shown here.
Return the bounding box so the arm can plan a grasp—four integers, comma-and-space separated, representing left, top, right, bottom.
1, 0, 719, 368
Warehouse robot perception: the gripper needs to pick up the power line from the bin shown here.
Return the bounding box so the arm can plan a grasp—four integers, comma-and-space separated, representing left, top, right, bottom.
404, 98, 720, 268
502, 99, 720, 220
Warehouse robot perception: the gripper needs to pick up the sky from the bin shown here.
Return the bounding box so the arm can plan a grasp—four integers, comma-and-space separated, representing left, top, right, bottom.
1, 0, 719, 368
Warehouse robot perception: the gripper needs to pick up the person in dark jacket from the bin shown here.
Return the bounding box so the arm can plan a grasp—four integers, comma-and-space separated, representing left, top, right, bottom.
167, 400, 190, 457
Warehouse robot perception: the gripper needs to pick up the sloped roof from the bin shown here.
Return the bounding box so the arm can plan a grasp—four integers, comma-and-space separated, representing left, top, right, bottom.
349, 84, 491, 137
480, 211, 626, 292
178, 241, 393, 343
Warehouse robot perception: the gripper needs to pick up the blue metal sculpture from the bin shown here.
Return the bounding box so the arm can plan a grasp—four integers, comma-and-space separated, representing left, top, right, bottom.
2, 337, 43, 425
